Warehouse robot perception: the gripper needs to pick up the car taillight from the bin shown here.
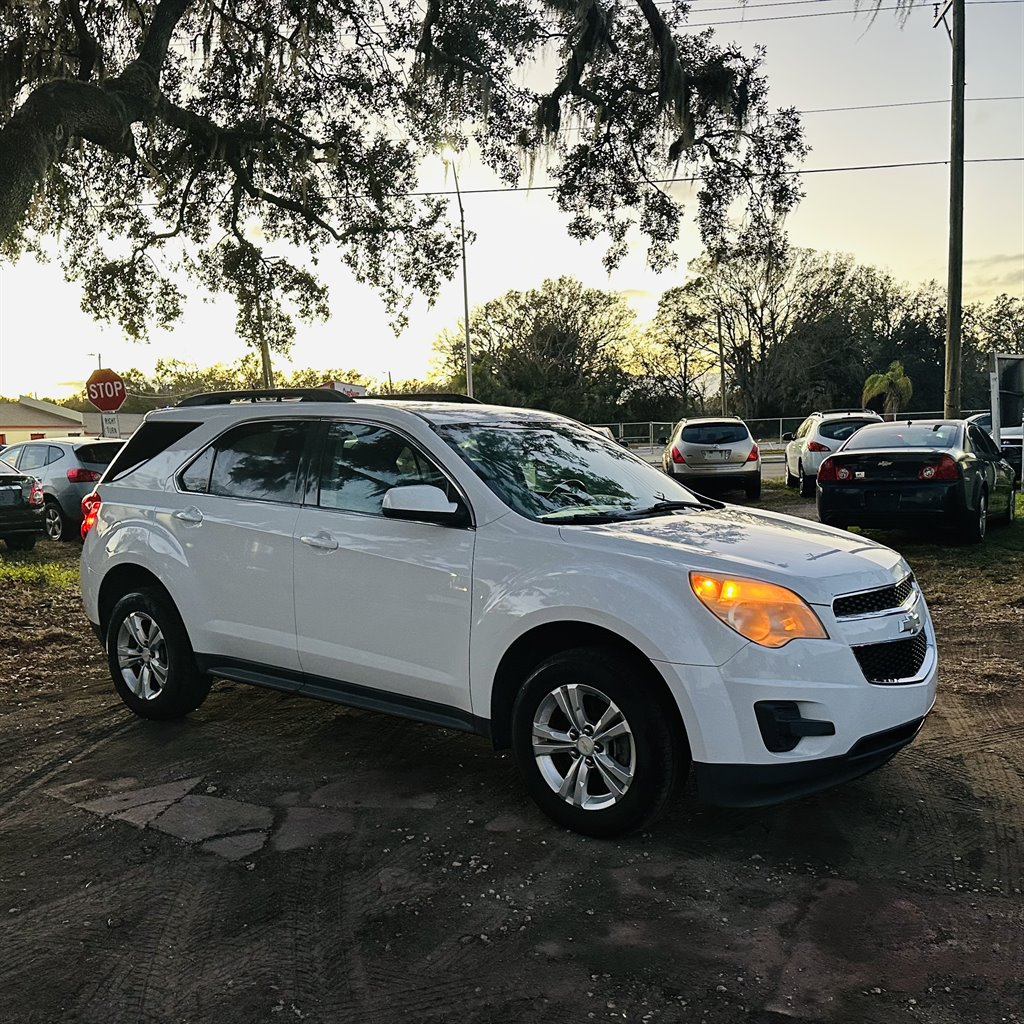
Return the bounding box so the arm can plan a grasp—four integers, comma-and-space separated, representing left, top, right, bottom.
817, 458, 839, 482
81, 492, 101, 539
919, 455, 960, 481
746, 443, 759, 462
671, 446, 685, 464
67, 467, 101, 483
807, 440, 831, 452
28, 480, 44, 506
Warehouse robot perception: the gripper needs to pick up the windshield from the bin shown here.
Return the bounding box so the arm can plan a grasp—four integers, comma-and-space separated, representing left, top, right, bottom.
434, 421, 704, 522
845, 423, 961, 450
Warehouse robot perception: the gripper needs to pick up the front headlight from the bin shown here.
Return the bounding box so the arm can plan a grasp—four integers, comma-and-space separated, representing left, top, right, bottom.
689, 572, 828, 648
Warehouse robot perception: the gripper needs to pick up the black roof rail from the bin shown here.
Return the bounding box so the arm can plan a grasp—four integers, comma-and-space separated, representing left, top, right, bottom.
176, 388, 355, 407
362, 393, 483, 404
821, 408, 877, 415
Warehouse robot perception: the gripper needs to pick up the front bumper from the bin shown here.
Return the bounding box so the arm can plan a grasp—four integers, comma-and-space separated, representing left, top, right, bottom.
693, 715, 927, 806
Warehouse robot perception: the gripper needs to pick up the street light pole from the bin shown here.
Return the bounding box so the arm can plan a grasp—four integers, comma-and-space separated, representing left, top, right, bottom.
447, 158, 474, 399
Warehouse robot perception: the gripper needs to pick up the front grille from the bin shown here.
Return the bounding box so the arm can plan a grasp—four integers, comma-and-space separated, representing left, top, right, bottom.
853, 632, 928, 684
834, 575, 915, 618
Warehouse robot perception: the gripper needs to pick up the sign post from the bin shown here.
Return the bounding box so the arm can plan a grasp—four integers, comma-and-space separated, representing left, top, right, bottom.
85, 369, 127, 437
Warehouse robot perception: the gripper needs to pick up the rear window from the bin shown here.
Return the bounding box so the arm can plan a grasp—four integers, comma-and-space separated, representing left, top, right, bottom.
845, 423, 961, 450
0, 460, 17, 477
105, 422, 201, 482
681, 423, 750, 445
75, 442, 124, 466
819, 418, 877, 442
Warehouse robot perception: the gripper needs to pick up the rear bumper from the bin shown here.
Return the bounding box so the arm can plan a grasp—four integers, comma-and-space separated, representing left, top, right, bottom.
0, 508, 46, 536
694, 715, 927, 806
818, 481, 964, 526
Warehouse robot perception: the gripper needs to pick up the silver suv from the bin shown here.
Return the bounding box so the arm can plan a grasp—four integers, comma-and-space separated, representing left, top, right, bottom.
660, 417, 761, 499
783, 411, 883, 497
1, 437, 124, 540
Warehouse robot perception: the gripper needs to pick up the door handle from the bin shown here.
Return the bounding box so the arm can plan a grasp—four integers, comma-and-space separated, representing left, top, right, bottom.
174, 507, 203, 524
300, 532, 339, 551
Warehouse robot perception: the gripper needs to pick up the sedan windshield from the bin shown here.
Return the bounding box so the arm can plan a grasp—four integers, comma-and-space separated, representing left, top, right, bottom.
845, 423, 962, 450
434, 421, 704, 522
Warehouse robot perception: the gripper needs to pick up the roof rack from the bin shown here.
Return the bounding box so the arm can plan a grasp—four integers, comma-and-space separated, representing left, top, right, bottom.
819, 408, 877, 415
176, 388, 355, 407
362, 393, 482, 404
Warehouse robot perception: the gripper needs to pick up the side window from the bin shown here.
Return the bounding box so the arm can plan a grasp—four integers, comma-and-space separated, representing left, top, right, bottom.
1, 446, 20, 468
970, 426, 1000, 459
47, 446, 66, 465
318, 422, 449, 516
181, 421, 307, 503
795, 417, 814, 440
18, 445, 48, 472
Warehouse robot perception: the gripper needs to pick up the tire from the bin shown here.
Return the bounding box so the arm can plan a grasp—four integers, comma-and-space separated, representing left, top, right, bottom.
798, 463, 815, 498
44, 499, 71, 541
1003, 486, 1017, 525
745, 477, 762, 501
785, 461, 798, 488
106, 588, 212, 720
3, 535, 36, 551
511, 646, 688, 837
959, 489, 987, 545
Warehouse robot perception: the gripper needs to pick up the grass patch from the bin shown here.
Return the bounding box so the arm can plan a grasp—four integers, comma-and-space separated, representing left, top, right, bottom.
0, 541, 80, 591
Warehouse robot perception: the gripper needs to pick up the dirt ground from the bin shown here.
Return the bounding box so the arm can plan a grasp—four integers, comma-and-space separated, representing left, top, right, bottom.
1, 488, 1022, 1024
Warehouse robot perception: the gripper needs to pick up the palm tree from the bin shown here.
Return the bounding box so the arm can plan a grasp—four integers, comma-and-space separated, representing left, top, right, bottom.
862, 361, 913, 418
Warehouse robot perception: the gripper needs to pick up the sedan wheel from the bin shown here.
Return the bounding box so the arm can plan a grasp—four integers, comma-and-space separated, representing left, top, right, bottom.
116, 611, 170, 701
960, 490, 988, 544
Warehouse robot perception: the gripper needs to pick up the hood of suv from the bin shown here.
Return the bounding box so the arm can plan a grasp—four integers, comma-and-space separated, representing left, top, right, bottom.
558, 505, 906, 607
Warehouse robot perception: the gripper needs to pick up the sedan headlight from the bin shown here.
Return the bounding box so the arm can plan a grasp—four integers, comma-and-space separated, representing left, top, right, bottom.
689, 572, 828, 648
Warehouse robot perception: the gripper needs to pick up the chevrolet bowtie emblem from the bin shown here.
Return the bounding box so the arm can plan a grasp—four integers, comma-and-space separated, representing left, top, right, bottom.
899, 609, 922, 635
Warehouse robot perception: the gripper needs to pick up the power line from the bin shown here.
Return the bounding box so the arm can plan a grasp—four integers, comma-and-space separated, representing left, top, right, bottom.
800, 94, 1024, 113
682, 1, 1021, 27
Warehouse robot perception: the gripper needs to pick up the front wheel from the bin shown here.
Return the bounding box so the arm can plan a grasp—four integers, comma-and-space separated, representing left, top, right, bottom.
511, 647, 688, 837
106, 589, 212, 720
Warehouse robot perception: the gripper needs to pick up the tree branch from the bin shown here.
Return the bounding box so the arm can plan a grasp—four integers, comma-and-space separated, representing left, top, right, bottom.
67, 0, 100, 82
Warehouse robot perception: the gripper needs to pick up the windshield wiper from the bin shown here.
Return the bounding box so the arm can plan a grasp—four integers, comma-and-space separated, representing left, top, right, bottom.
626, 500, 707, 518
540, 510, 634, 524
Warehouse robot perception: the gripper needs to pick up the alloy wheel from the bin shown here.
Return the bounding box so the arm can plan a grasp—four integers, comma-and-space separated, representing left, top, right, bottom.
44, 504, 62, 541
116, 611, 169, 700
979, 493, 988, 540
531, 683, 635, 811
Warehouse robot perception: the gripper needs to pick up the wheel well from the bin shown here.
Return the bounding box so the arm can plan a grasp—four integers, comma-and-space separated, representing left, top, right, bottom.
97, 565, 174, 636
488, 621, 684, 750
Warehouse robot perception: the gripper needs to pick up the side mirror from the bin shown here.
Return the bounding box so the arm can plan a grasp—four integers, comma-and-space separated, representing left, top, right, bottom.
382, 484, 468, 526
781, 432, 795, 442
657, 436, 668, 445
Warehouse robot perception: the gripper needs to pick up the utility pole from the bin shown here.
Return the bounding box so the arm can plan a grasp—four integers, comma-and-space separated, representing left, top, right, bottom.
717, 311, 727, 416
935, 0, 965, 418
256, 292, 274, 389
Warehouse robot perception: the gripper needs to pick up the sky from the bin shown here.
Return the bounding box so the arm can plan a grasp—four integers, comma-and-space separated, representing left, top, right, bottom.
0, 0, 1022, 400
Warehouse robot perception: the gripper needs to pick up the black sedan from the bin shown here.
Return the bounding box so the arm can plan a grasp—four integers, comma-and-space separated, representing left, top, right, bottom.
816, 419, 1017, 544
0, 459, 46, 550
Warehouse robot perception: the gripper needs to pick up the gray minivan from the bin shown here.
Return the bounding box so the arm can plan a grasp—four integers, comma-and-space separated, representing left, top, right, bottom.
1, 437, 124, 540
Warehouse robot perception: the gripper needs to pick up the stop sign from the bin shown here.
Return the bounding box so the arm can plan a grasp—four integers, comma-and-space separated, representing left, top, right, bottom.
85, 368, 127, 412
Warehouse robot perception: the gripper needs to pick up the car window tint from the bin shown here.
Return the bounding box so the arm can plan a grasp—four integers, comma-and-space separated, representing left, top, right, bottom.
319, 422, 447, 515
181, 447, 215, 493
47, 446, 66, 465
207, 421, 306, 503
75, 442, 123, 466
1, 447, 19, 468
796, 417, 814, 439
680, 423, 749, 445
970, 426, 1001, 458
819, 419, 876, 442
18, 445, 48, 471
845, 423, 961, 450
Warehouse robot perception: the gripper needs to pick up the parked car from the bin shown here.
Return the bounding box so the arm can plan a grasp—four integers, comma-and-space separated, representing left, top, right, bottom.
81, 389, 937, 836
784, 410, 884, 497
1, 437, 124, 541
816, 419, 1017, 543
1000, 426, 1022, 482
660, 417, 761, 499
0, 458, 45, 550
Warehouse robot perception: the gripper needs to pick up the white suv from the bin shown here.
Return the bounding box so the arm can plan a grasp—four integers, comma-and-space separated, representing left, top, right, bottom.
80, 390, 937, 836
784, 410, 884, 496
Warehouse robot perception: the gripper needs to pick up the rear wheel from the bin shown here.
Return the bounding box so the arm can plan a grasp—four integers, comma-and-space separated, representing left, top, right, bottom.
511, 646, 687, 837
3, 535, 36, 551
1003, 485, 1017, 525
745, 476, 762, 501
959, 489, 988, 544
106, 588, 212, 720
798, 462, 815, 498
44, 499, 71, 541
